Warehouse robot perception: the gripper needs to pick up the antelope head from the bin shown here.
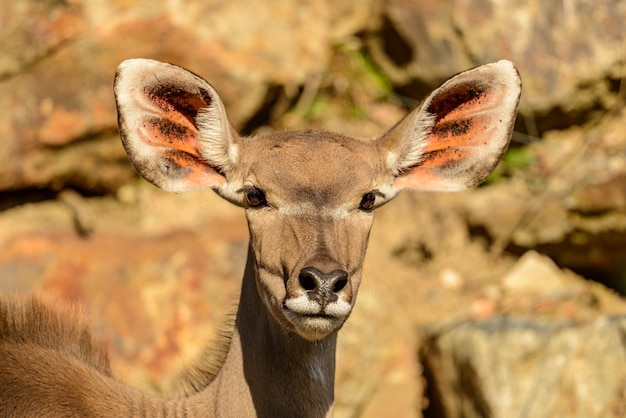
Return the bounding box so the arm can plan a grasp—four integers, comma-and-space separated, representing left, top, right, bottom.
114, 59, 521, 341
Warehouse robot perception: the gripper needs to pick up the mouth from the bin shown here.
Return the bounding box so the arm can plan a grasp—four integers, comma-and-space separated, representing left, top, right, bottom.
282, 298, 351, 340
284, 311, 344, 341
301, 312, 333, 319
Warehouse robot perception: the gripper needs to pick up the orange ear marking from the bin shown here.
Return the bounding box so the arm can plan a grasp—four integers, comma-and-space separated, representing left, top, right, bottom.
157, 149, 227, 189
418, 147, 474, 169
424, 83, 495, 152
144, 118, 199, 155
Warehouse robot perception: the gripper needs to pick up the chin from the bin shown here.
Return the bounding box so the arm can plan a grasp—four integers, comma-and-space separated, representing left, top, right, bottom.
284, 311, 346, 341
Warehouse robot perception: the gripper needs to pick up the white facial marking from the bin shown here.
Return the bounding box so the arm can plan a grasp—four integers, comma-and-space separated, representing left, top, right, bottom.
376, 183, 400, 203
323, 206, 349, 219
284, 295, 321, 315
283, 295, 352, 340
308, 360, 326, 384
278, 203, 351, 219
216, 181, 244, 205
284, 295, 352, 318
278, 202, 316, 217
323, 298, 352, 317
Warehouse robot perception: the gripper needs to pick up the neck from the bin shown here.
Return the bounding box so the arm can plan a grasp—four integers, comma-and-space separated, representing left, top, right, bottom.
190, 247, 337, 417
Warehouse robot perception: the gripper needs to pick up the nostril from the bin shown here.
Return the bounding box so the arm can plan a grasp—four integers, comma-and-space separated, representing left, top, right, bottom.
333, 278, 348, 293
299, 272, 317, 291
331, 269, 348, 293
299, 267, 348, 296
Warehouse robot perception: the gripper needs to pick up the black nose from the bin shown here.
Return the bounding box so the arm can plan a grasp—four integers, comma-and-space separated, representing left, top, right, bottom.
298, 267, 348, 305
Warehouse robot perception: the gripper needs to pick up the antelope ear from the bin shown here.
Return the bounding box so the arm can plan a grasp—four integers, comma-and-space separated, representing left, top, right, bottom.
114, 58, 239, 193
380, 60, 521, 192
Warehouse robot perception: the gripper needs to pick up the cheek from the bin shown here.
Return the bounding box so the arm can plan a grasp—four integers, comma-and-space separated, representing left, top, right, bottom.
246, 213, 293, 326
338, 219, 373, 307
255, 269, 288, 316
246, 210, 284, 272
255, 271, 299, 334
339, 215, 374, 266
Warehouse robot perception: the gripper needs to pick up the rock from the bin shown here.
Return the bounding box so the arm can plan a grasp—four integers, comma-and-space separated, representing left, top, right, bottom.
0, 0, 380, 194
439, 268, 464, 291
366, 0, 472, 95
368, 0, 625, 130
464, 108, 626, 284
0, 1, 84, 79
453, 0, 624, 129
0, 186, 248, 391
502, 250, 566, 294
420, 316, 626, 418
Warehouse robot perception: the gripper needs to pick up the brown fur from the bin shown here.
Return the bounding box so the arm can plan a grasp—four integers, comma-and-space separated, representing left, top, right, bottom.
0, 293, 111, 376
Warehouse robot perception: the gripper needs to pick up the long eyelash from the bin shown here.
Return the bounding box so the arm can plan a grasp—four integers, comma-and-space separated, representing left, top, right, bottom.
236, 185, 257, 195
372, 189, 386, 199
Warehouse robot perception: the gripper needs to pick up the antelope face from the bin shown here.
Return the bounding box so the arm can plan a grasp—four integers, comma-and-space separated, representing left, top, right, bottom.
234, 131, 389, 341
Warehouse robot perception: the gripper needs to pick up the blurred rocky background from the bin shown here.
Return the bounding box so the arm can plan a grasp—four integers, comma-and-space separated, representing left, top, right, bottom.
0, 0, 625, 416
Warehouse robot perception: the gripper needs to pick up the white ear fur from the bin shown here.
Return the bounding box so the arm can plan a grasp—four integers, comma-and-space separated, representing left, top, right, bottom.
384, 111, 435, 177
197, 107, 239, 173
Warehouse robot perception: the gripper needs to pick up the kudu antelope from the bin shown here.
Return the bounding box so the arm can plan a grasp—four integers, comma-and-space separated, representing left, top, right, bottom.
0, 59, 520, 417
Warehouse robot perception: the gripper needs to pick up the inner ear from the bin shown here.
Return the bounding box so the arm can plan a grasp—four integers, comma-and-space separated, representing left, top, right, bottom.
138, 80, 214, 170
114, 59, 238, 193
418, 78, 498, 172
428, 81, 489, 139
145, 82, 213, 147
381, 60, 521, 192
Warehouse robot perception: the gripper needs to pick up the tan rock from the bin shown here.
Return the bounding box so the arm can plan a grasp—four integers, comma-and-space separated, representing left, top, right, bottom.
502, 250, 566, 294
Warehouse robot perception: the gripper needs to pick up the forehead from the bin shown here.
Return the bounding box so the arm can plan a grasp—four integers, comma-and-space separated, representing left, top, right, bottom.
239, 130, 381, 200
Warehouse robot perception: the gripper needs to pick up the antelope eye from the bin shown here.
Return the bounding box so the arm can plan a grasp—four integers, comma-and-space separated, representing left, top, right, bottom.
359, 192, 376, 212
246, 188, 267, 208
